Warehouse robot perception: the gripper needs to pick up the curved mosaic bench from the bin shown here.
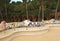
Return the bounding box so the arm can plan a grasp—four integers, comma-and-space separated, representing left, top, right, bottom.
0, 26, 49, 39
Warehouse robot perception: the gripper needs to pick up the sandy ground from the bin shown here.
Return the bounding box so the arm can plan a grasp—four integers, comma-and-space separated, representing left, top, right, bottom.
0, 27, 60, 41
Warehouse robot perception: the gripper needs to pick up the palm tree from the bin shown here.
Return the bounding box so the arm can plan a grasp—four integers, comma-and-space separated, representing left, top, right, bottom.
5, 1, 8, 21
0, 0, 11, 21
26, 0, 31, 19
22, 0, 29, 19
41, 0, 44, 21
26, 0, 29, 19
55, 0, 59, 20
38, 6, 41, 21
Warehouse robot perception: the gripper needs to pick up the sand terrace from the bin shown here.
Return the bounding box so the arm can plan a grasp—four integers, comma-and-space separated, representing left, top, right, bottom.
0, 26, 60, 41
0, 26, 49, 39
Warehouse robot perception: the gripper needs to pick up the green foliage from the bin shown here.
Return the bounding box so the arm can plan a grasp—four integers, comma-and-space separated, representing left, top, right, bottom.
0, 0, 60, 22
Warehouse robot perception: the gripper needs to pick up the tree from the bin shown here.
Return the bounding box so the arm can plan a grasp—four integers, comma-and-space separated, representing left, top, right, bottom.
0, 0, 60, 22
0, 0, 11, 21
55, 0, 59, 19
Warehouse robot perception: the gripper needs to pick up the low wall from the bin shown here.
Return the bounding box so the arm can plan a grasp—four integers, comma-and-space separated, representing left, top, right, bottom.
0, 26, 49, 39
46, 24, 60, 27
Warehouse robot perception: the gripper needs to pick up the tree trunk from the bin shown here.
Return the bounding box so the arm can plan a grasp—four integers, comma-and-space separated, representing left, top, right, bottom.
5, 3, 8, 21
38, 6, 41, 21
26, 0, 29, 19
55, 0, 59, 20
41, 0, 44, 21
